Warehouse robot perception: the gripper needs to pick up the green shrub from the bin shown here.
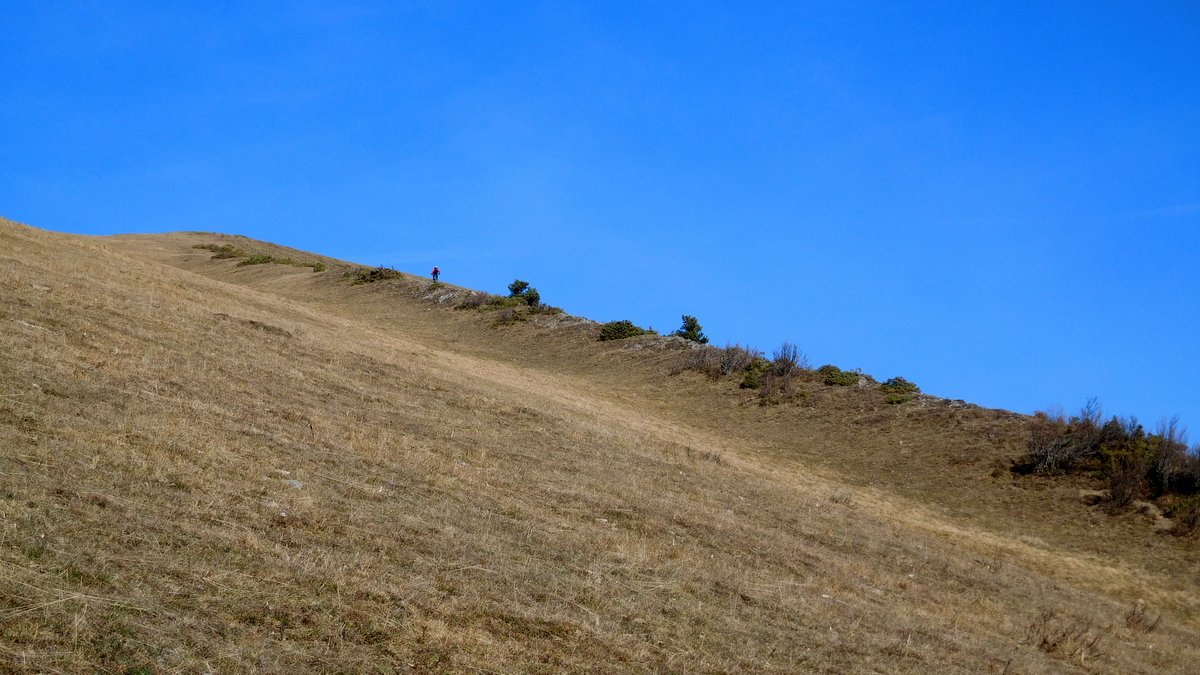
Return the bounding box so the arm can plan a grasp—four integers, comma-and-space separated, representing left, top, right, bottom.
818, 364, 859, 386
880, 377, 920, 395
523, 287, 541, 307
884, 393, 912, 405
238, 254, 283, 266
598, 320, 656, 341
481, 295, 528, 310
740, 357, 771, 389
506, 279, 541, 307
492, 309, 529, 328
672, 315, 708, 344
234, 254, 326, 272
193, 243, 245, 259
350, 266, 405, 285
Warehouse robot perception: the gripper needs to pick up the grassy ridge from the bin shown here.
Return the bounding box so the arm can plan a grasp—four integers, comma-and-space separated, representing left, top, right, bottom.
1, 218, 1198, 672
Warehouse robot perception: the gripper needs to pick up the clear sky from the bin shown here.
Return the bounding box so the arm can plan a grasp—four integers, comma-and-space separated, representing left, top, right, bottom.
3, 2, 1198, 438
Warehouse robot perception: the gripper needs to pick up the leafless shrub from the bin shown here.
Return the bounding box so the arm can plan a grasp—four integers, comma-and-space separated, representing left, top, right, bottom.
1150, 416, 1189, 496
757, 371, 799, 405
458, 291, 489, 309
675, 344, 761, 379
672, 346, 721, 377
771, 341, 807, 376
1124, 601, 1161, 633
719, 344, 761, 376
1020, 399, 1105, 474
1106, 451, 1149, 512
1028, 610, 1109, 663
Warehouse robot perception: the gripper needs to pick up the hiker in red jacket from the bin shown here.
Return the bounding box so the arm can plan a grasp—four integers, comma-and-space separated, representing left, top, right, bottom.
431, 266, 440, 281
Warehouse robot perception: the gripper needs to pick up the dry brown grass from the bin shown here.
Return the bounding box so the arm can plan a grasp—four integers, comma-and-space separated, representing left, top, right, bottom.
2, 217, 1198, 673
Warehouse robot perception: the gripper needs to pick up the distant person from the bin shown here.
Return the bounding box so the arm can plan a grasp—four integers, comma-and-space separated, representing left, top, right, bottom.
431, 266, 440, 281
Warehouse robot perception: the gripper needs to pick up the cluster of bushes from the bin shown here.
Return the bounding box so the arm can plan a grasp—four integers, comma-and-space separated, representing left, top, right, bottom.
599, 314, 710, 344
450, 280, 562, 327
238, 254, 325, 272
599, 320, 657, 341
350, 266, 404, 284
672, 342, 808, 404
193, 243, 325, 272
818, 364, 864, 387
506, 280, 541, 308
880, 376, 920, 404
193, 243, 244, 259
1016, 399, 1200, 532
669, 340, 921, 407
747, 343, 810, 404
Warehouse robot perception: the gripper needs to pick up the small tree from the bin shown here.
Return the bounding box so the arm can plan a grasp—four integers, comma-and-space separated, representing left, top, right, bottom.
507, 280, 530, 297
672, 315, 708, 344
507, 279, 540, 307
523, 287, 541, 308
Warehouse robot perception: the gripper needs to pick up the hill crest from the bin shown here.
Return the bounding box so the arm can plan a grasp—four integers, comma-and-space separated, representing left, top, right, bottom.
2, 216, 1197, 673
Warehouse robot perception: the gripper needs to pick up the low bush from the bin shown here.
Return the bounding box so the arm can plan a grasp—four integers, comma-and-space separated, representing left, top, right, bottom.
675, 347, 718, 376
677, 344, 760, 379
1124, 601, 1162, 633
818, 364, 859, 386
1027, 610, 1108, 662
1168, 496, 1200, 537
756, 371, 799, 405
194, 243, 324, 271
740, 357, 771, 389
492, 309, 529, 328
481, 296, 528, 310
880, 377, 919, 395
239, 254, 326, 272
1099, 446, 1147, 509
880, 378, 918, 405
719, 344, 759, 376
193, 243, 246, 259
598, 320, 656, 341
457, 292, 490, 310
238, 254, 285, 266
1015, 399, 1200, 521
772, 342, 807, 376
350, 266, 405, 285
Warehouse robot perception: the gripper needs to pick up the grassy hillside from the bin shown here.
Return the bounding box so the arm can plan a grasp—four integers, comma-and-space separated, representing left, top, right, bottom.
1, 216, 1197, 673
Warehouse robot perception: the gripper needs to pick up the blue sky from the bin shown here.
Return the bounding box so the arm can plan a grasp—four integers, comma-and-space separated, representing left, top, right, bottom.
3, 1, 1198, 437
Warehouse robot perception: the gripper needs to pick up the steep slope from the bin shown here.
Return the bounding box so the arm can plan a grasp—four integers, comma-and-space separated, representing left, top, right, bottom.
1, 217, 1196, 673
